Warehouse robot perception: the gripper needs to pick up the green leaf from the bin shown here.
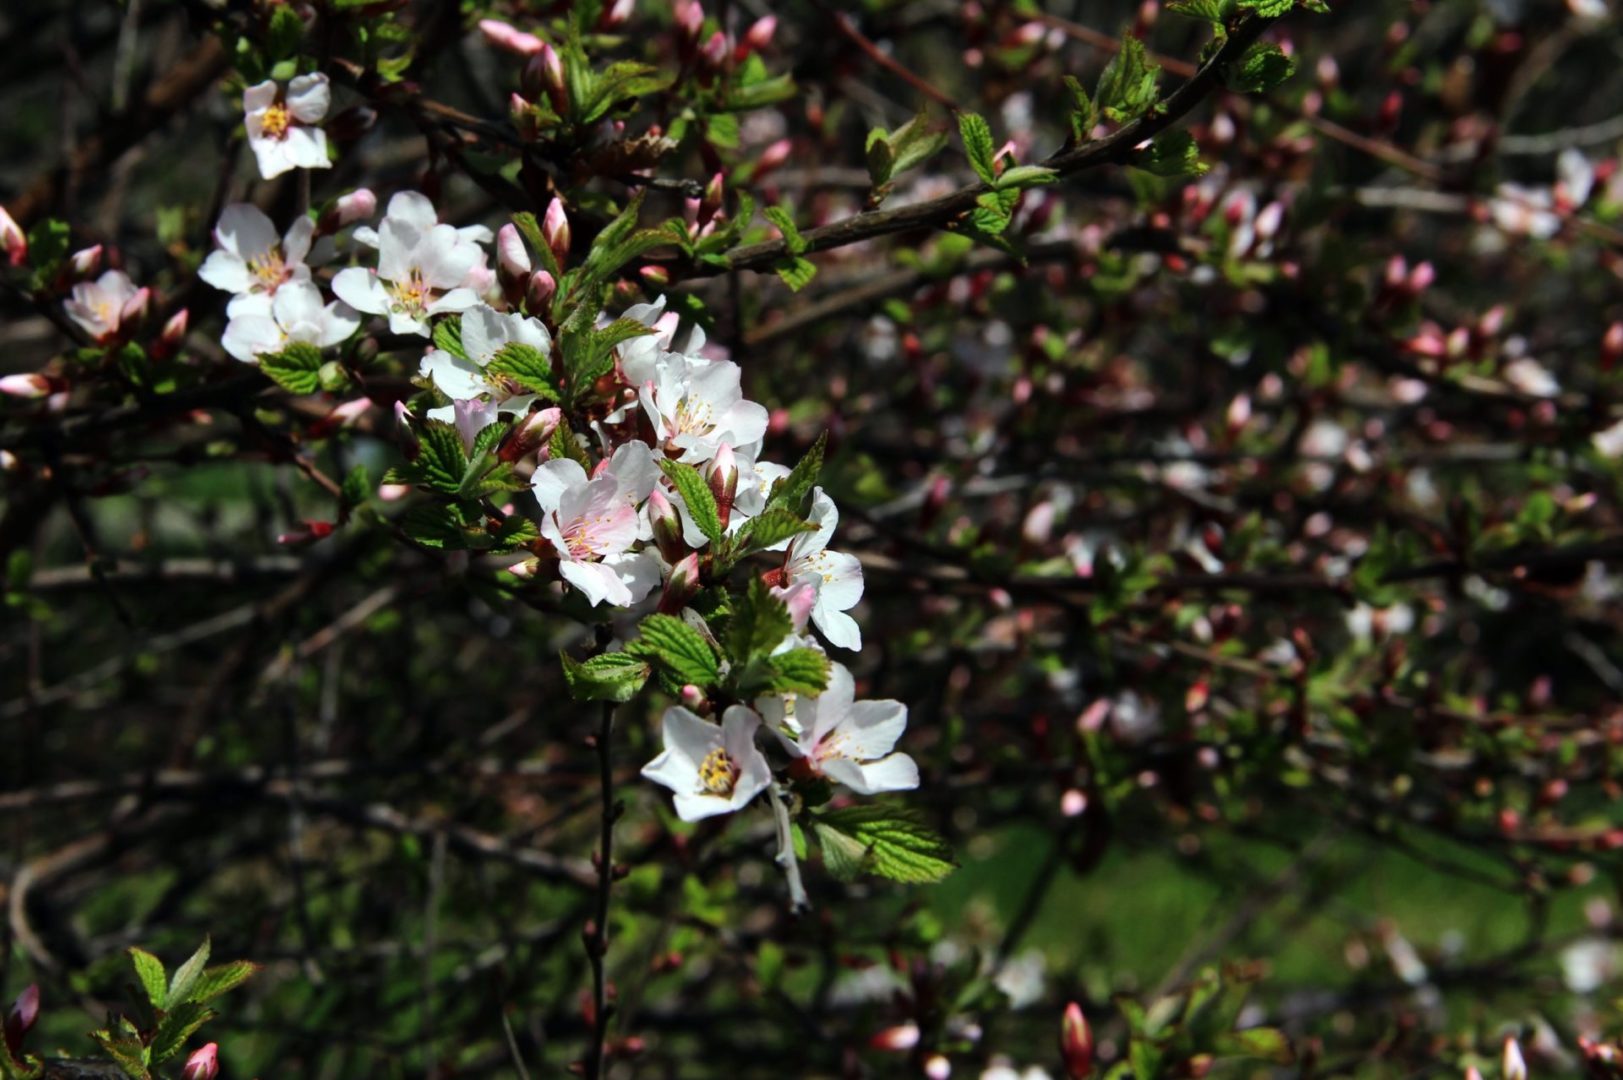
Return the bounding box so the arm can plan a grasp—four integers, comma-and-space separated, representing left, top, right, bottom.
25, 219, 70, 273
659, 458, 723, 544
774, 256, 816, 292
561, 317, 656, 400
1226, 41, 1297, 93
754, 647, 831, 695
512, 211, 562, 281
726, 509, 815, 564
995, 164, 1057, 190
890, 113, 948, 176
762, 207, 807, 255
88, 1029, 150, 1079
259, 342, 325, 394
1132, 130, 1208, 177
266, 4, 305, 60
150, 1001, 215, 1064
813, 805, 957, 884
628, 613, 721, 689
561, 651, 651, 703
814, 820, 870, 882
1167, 0, 1233, 22
432, 316, 468, 361
486, 341, 561, 399
1213, 1026, 1295, 1063
764, 432, 827, 516
865, 130, 896, 187
391, 419, 468, 495
726, 578, 793, 663
166, 938, 211, 1008
184, 960, 260, 1005
1238, 0, 1296, 15
1095, 34, 1160, 123
128, 947, 167, 1010
549, 416, 591, 471
958, 112, 998, 185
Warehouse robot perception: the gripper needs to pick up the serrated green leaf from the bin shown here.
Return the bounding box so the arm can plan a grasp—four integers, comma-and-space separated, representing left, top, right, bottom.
813, 805, 956, 884
259, 342, 325, 394
774, 256, 816, 292
958, 112, 997, 185
1132, 130, 1208, 177
865, 130, 896, 187
727, 509, 815, 562
548, 415, 591, 471
431, 315, 468, 361
88, 1030, 150, 1079
166, 938, 211, 1008
756, 647, 831, 695
150, 1001, 214, 1064
891, 114, 948, 175
395, 420, 468, 495
185, 960, 259, 1005
1096, 33, 1160, 124
513, 211, 562, 281
1167, 0, 1232, 22
128, 947, 167, 1009
1238, 0, 1295, 15
762, 207, 807, 255
764, 432, 827, 516
486, 341, 560, 398
628, 613, 721, 689
659, 459, 723, 544
561, 651, 651, 703
726, 578, 793, 663
1213, 1026, 1294, 1063
1227, 41, 1297, 93
1064, 75, 1097, 142
995, 164, 1057, 190
814, 821, 871, 882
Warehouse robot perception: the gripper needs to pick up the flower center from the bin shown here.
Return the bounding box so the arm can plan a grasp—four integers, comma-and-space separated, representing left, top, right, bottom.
389, 269, 432, 317
260, 103, 292, 140
672, 396, 714, 436
697, 748, 740, 796
248, 249, 288, 290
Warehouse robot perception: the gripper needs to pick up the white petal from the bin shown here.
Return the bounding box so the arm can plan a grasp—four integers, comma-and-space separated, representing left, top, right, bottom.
251, 139, 294, 180
197, 251, 251, 295
222, 315, 284, 362
459, 304, 513, 365
838, 699, 909, 760
560, 559, 629, 607
530, 458, 589, 513
286, 73, 331, 122
426, 287, 479, 315
602, 550, 661, 605
331, 267, 390, 316
386, 191, 439, 232
317, 301, 360, 346
242, 81, 278, 113
813, 604, 863, 652
282, 125, 331, 170
827, 754, 919, 795
283, 215, 316, 264
420, 348, 490, 400
214, 203, 278, 259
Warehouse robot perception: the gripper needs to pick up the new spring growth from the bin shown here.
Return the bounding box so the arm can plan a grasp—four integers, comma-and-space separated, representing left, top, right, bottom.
647, 488, 686, 563
181, 1043, 220, 1080
527, 269, 557, 311
543, 198, 571, 267
496, 223, 531, 305
3, 983, 39, 1058
707, 443, 739, 529
497, 407, 561, 463
527, 42, 569, 115
659, 552, 702, 613
1061, 1002, 1093, 1079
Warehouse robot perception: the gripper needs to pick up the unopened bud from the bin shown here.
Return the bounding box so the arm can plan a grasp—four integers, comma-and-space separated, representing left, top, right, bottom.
659, 552, 702, 613
0, 206, 25, 268
320, 188, 377, 234
543, 198, 571, 267
0, 373, 55, 399
743, 15, 777, 54
699, 29, 729, 70
1061, 1002, 1093, 1078
679, 683, 707, 712
277, 519, 335, 547
923, 1054, 951, 1079
600, 0, 635, 29
526, 42, 568, 115
700, 172, 726, 225
639, 264, 670, 287
394, 400, 421, 460
757, 138, 792, 176
69, 244, 103, 278
1503, 1037, 1527, 1080
706, 443, 738, 528
180, 1042, 219, 1080
4, 984, 39, 1057
497, 406, 561, 462
869, 1022, 920, 1052
120, 286, 151, 328
479, 18, 545, 56
497, 223, 532, 305
527, 269, 557, 313
1407, 261, 1435, 294
648, 488, 686, 562
675, 0, 704, 48
1603, 322, 1623, 370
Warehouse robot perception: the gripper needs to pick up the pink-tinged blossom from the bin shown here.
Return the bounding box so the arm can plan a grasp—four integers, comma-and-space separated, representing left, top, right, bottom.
65, 270, 144, 342
0, 373, 54, 399
333, 198, 484, 336
780, 487, 864, 651
1503, 1037, 1527, 1080
641, 705, 772, 822
1490, 183, 1561, 239
68, 245, 103, 278
532, 441, 661, 607
764, 663, 918, 794
0, 205, 24, 267
199, 203, 317, 314
221, 281, 359, 363
244, 74, 332, 180
420, 303, 552, 425
478, 18, 544, 56
637, 351, 769, 464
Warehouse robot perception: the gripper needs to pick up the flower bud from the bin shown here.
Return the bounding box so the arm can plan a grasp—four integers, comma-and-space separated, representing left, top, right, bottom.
162, 307, 189, 347
0, 205, 25, 268
639, 264, 670, 287
658, 552, 702, 613
394, 400, 421, 460
180, 1042, 219, 1080
699, 29, 729, 71
1603, 321, 1623, 370
479, 18, 545, 56
497, 406, 561, 463
0, 373, 55, 399
277, 519, 335, 547
543, 198, 571, 267
4, 984, 39, 1057
496, 224, 532, 305
600, 0, 635, 29
674, 0, 704, 49
869, 1022, 920, 1052
756, 138, 792, 176
1061, 1002, 1093, 1078
1503, 1037, 1527, 1080
648, 488, 686, 562
679, 683, 708, 712
706, 443, 738, 528
320, 188, 377, 233
120, 286, 152, 328
743, 15, 777, 54
510, 93, 540, 142
69, 244, 103, 279
527, 269, 557, 313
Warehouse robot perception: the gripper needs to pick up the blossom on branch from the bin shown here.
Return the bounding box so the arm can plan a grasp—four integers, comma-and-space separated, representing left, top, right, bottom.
244, 74, 332, 180
221, 281, 359, 363
765, 663, 918, 794
641, 705, 773, 821
199, 204, 319, 314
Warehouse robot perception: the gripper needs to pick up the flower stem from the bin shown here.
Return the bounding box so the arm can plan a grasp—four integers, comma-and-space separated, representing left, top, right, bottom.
768, 783, 810, 914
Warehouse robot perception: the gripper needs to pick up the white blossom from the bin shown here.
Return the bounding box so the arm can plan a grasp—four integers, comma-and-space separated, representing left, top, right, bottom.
220, 281, 359, 363
641, 705, 772, 821
199, 204, 317, 315
332, 199, 483, 336
65, 270, 143, 342
778, 487, 864, 651
532, 441, 661, 607
244, 74, 332, 180
421, 304, 552, 426
764, 663, 918, 794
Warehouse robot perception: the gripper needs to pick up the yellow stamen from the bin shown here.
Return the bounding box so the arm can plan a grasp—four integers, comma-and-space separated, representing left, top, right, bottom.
260, 103, 292, 140
697, 748, 740, 796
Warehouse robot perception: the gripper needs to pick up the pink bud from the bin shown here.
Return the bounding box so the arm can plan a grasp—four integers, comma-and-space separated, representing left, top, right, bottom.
526, 42, 568, 114
498, 406, 561, 463
679, 683, 708, 711
699, 29, 729, 70
675, 0, 704, 46
743, 15, 777, 53
648, 488, 686, 562
277, 520, 335, 547
497, 224, 531, 281
1226, 392, 1251, 433
659, 552, 703, 613
869, 1022, 920, 1052
1503, 1037, 1527, 1080
4, 983, 39, 1057
757, 139, 792, 176
0, 373, 54, 399
701, 172, 726, 224
1061, 1002, 1093, 1078
0, 206, 25, 268
69, 244, 103, 278
543, 199, 571, 267
509, 93, 540, 141
336, 188, 376, 226
180, 1042, 219, 1080
1021, 501, 1056, 545
120, 286, 151, 326
526, 269, 557, 312
161, 308, 189, 346
1604, 322, 1623, 369
639, 265, 670, 287
601, 0, 635, 29
1060, 788, 1087, 817
1407, 261, 1435, 294
479, 18, 545, 56
706, 444, 738, 528
1384, 255, 1408, 290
